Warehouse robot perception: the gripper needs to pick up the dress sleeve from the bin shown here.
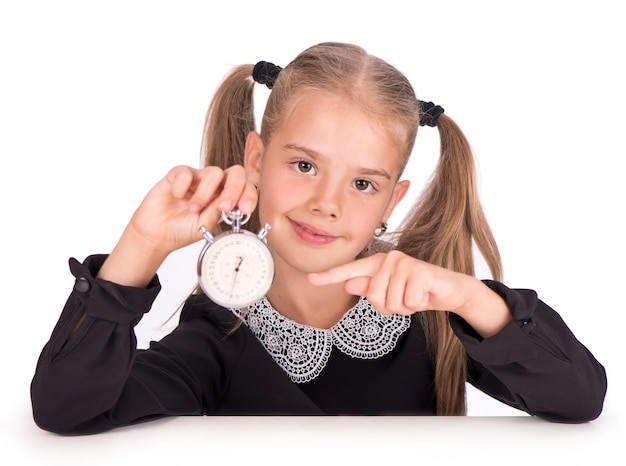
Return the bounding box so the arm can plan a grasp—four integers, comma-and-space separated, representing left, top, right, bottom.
449, 280, 607, 423
30, 255, 206, 435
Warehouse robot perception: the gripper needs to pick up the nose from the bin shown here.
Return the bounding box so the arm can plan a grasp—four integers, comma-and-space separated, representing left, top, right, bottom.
307, 177, 343, 220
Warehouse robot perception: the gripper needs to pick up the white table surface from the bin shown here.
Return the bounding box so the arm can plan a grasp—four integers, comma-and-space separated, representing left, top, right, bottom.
5, 408, 622, 466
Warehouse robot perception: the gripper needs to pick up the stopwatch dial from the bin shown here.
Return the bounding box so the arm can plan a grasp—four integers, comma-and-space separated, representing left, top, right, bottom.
199, 233, 274, 308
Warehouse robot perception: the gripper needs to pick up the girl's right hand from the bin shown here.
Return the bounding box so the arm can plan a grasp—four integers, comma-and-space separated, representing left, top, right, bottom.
130, 164, 256, 255
97, 164, 257, 287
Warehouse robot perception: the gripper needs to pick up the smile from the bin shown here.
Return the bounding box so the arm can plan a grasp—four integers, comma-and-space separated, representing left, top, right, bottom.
289, 219, 339, 246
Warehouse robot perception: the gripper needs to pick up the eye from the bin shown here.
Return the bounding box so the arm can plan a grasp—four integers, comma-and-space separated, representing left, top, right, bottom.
292, 160, 316, 175
354, 179, 376, 193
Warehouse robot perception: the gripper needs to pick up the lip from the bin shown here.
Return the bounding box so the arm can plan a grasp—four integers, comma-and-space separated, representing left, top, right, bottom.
289, 218, 339, 246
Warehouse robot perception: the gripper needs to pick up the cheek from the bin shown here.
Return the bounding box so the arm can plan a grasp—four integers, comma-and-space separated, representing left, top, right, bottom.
256, 191, 274, 226
257, 175, 296, 221
342, 195, 389, 239
350, 209, 381, 238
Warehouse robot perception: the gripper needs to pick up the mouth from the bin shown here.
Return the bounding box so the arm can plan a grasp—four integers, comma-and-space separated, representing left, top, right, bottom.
288, 218, 339, 246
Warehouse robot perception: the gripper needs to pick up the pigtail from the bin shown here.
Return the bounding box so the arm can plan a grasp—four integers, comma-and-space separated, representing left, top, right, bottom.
201, 64, 256, 169
200, 64, 257, 233
396, 113, 502, 415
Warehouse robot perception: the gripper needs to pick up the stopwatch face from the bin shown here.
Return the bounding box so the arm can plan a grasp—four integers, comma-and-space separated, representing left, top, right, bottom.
198, 231, 274, 308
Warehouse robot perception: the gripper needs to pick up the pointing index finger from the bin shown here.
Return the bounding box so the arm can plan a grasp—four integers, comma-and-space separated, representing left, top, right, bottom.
307, 255, 381, 286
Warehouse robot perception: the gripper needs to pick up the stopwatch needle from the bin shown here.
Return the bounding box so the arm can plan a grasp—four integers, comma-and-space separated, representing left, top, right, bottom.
235, 256, 244, 272
230, 256, 244, 297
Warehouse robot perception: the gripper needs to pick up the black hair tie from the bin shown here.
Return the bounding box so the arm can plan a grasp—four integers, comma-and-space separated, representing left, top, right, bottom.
252, 61, 283, 89
252, 62, 442, 126
419, 100, 444, 127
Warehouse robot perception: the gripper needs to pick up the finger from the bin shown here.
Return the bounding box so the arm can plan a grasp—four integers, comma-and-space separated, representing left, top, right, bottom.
365, 261, 394, 312
307, 255, 382, 286
215, 165, 248, 213
383, 266, 414, 313
237, 181, 259, 215
196, 206, 224, 239
404, 268, 431, 311
187, 166, 226, 213
166, 165, 196, 200
382, 255, 430, 314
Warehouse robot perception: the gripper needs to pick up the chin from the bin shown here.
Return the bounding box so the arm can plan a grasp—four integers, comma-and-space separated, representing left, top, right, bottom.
301, 253, 359, 275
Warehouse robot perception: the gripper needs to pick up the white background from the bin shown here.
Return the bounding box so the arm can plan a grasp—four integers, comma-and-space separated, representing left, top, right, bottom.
1, 0, 624, 463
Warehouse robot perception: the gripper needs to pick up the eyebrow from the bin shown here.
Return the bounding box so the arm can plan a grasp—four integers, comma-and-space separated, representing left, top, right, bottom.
282, 143, 392, 180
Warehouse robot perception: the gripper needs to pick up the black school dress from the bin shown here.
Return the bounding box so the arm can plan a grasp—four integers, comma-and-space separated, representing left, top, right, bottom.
31, 255, 607, 435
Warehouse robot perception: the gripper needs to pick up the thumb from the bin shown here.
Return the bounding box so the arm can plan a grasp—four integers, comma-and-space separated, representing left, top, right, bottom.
344, 276, 371, 296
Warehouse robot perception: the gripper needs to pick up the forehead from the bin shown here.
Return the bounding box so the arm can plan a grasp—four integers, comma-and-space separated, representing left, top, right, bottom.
270, 93, 404, 175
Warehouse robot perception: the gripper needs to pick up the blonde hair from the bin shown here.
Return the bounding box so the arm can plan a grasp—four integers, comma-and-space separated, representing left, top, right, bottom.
200, 42, 502, 415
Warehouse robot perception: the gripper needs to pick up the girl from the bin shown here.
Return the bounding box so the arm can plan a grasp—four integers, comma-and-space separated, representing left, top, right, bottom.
31, 42, 606, 435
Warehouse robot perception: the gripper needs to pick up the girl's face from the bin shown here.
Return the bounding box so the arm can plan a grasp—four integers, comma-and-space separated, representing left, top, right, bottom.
245, 93, 409, 276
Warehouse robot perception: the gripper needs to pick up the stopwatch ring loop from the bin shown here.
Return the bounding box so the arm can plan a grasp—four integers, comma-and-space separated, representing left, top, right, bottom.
221, 209, 250, 231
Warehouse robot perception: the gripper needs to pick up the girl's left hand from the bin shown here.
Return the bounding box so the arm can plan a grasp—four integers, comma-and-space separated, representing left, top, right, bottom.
308, 251, 512, 338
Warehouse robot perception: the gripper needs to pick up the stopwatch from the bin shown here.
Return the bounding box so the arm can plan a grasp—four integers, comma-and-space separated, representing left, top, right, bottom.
197, 210, 274, 308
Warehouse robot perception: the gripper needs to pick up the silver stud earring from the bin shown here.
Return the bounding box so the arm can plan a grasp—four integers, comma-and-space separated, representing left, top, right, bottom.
254, 183, 259, 192
373, 222, 388, 237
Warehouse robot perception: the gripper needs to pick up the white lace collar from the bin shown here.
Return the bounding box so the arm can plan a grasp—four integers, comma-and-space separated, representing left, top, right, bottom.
230, 297, 411, 384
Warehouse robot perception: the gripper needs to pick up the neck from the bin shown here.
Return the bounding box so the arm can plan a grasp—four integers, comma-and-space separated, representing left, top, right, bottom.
266, 267, 358, 329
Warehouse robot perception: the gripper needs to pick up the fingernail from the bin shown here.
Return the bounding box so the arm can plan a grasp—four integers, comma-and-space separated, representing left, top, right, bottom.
189, 203, 201, 213
239, 200, 253, 213
219, 200, 232, 211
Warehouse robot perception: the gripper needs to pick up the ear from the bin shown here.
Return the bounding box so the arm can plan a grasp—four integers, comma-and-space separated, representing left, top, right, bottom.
244, 131, 264, 184
383, 179, 410, 222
